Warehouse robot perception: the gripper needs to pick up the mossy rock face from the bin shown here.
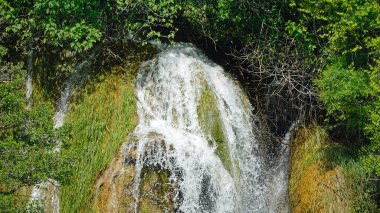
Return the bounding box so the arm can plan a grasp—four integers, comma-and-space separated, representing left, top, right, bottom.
94, 138, 179, 213
139, 166, 177, 213
60, 41, 156, 212
93, 149, 136, 213
197, 87, 232, 173
137, 134, 178, 212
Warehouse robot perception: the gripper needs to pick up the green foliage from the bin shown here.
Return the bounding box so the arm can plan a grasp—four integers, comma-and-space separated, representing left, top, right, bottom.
361, 97, 380, 176
316, 59, 380, 179
316, 59, 371, 128
121, 0, 181, 41
0, 49, 71, 212
285, 21, 316, 54
182, 0, 283, 41
0, 0, 184, 55
0, 0, 104, 53
292, 0, 380, 179
0, 0, 286, 59
290, 0, 380, 59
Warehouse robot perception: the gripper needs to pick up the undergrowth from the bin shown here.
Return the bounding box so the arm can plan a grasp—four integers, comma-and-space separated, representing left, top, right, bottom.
289, 125, 379, 212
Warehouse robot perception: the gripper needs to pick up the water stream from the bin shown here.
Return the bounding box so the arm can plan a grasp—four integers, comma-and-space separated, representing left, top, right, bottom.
131, 43, 268, 212
268, 121, 299, 212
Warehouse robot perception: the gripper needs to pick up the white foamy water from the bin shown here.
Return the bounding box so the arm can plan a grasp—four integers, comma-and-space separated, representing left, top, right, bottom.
131, 43, 268, 212
52, 84, 72, 129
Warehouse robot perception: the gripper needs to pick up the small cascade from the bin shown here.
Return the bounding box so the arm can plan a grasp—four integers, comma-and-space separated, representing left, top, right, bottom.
53, 51, 96, 129
97, 43, 269, 212
29, 180, 60, 212
26, 47, 33, 110
52, 83, 72, 129
29, 47, 99, 212
268, 120, 300, 212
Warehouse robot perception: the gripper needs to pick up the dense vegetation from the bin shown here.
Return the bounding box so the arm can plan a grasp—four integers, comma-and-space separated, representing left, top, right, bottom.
291, 0, 380, 178
0, 0, 379, 211
290, 126, 378, 212
59, 42, 154, 212
0, 47, 70, 210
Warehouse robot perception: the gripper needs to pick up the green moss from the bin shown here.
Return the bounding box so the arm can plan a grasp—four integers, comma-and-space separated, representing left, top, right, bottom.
139, 166, 176, 213
56, 42, 156, 213
59, 74, 138, 213
197, 88, 232, 173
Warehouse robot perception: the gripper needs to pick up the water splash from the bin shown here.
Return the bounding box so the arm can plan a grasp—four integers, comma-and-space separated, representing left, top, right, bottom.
131, 43, 267, 212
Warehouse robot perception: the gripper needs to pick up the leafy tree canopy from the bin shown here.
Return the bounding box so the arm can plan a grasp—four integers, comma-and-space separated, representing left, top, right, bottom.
291, 0, 380, 176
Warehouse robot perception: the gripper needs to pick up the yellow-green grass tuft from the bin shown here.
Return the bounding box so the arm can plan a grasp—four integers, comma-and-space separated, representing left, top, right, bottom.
59, 73, 138, 212
289, 125, 378, 212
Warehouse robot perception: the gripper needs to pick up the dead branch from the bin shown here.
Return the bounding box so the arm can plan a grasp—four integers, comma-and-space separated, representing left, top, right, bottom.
229, 35, 323, 131
318, 180, 344, 200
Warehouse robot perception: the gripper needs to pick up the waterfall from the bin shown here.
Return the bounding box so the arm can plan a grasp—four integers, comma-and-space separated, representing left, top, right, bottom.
94, 43, 271, 212
129, 43, 267, 212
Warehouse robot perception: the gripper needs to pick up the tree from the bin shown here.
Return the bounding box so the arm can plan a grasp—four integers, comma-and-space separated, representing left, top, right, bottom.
0, 46, 71, 211
290, 0, 380, 177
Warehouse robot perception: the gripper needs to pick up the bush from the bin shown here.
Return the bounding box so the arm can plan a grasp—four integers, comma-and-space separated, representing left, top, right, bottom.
316, 58, 371, 128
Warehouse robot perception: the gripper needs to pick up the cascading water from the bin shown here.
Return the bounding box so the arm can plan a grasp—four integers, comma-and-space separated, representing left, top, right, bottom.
92, 43, 296, 212
128, 43, 268, 212
268, 121, 299, 213
53, 49, 97, 129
